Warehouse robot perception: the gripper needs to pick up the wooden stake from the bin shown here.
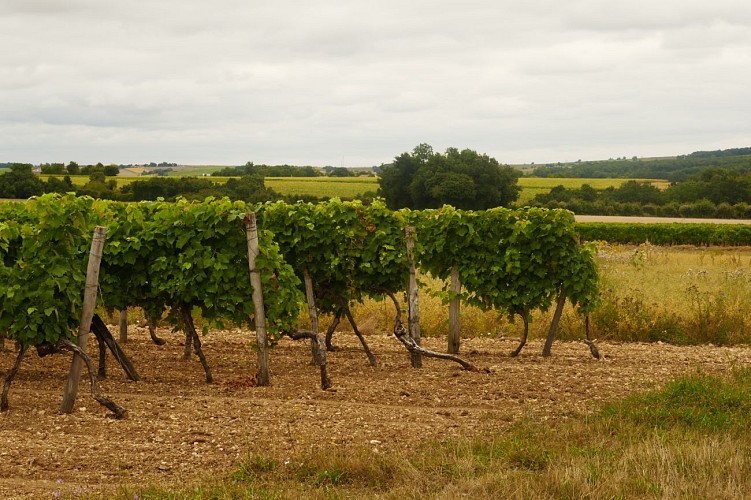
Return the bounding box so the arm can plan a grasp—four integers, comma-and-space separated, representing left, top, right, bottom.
448, 265, 461, 354
405, 227, 422, 368
118, 309, 128, 343
542, 291, 567, 357
342, 305, 378, 367
61, 226, 107, 414
303, 267, 331, 390
245, 211, 270, 386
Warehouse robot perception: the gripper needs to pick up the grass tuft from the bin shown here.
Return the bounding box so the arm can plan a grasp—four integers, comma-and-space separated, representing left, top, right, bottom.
602, 368, 751, 433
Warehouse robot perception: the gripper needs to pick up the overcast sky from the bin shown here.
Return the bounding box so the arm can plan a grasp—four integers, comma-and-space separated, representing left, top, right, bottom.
2, 0, 750, 167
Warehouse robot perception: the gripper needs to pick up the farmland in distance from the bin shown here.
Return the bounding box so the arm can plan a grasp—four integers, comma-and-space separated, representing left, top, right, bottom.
36, 173, 664, 202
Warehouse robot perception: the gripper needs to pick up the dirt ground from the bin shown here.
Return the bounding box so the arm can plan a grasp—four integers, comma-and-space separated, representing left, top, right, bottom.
1, 325, 750, 499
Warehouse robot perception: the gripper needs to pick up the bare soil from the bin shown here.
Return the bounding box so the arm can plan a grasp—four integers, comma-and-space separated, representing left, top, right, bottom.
1, 326, 750, 499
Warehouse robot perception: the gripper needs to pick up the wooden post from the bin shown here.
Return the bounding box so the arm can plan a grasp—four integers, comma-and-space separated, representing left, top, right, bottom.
448, 264, 461, 354
304, 268, 331, 389
245, 212, 270, 386
405, 227, 422, 368
61, 226, 107, 413
542, 291, 567, 357
303, 269, 319, 339
118, 309, 128, 343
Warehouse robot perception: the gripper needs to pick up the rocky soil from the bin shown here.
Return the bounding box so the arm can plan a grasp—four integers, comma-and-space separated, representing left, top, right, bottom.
1, 325, 749, 498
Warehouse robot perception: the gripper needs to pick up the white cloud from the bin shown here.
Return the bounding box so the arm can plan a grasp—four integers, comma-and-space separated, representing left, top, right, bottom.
1, 0, 750, 165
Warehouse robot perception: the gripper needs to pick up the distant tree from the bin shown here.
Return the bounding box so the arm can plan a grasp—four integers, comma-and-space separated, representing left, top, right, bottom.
89, 171, 106, 183
700, 169, 751, 205
212, 166, 244, 176
378, 144, 520, 210
328, 167, 354, 177
103, 164, 120, 176
608, 181, 666, 205
679, 199, 717, 218
378, 143, 433, 209
123, 177, 217, 201
45, 175, 74, 194
221, 175, 280, 202
579, 184, 598, 202
212, 163, 320, 178
40, 163, 65, 174
537, 185, 574, 203
66, 161, 80, 175
0, 163, 45, 199
416, 170, 476, 208
77, 177, 119, 200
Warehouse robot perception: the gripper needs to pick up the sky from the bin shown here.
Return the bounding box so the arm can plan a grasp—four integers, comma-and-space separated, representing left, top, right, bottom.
2, 0, 750, 167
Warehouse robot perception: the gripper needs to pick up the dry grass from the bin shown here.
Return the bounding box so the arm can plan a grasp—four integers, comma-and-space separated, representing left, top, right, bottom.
113, 244, 751, 353
589, 243, 751, 345
344, 244, 751, 348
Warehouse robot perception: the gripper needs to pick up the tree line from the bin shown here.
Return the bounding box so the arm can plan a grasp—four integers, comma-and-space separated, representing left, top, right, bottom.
531, 147, 751, 182
532, 169, 751, 218
212, 162, 360, 178
0, 163, 328, 203
5, 143, 751, 219
39, 161, 121, 176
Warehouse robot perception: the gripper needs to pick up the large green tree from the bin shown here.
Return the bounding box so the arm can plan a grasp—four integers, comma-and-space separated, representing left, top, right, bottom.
0, 163, 45, 199
378, 144, 520, 210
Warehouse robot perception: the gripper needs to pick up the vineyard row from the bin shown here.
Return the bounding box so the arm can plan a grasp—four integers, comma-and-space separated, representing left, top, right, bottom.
1, 195, 599, 415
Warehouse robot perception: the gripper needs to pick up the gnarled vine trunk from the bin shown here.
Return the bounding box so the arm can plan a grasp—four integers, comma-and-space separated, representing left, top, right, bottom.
385, 291, 485, 372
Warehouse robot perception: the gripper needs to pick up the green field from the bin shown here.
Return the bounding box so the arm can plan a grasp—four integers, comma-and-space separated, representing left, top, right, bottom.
265, 176, 378, 198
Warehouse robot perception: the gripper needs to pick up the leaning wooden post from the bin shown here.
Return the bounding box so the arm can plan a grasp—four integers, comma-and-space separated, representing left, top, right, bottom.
448, 265, 461, 354
118, 309, 128, 343
61, 226, 107, 413
303, 268, 331, 389
542, 290, 567, 357
405, 227, 422, 368
245, 212, 270, 386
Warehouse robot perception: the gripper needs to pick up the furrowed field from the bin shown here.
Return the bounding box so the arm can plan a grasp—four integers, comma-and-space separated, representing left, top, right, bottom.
2, 242, 751, 498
